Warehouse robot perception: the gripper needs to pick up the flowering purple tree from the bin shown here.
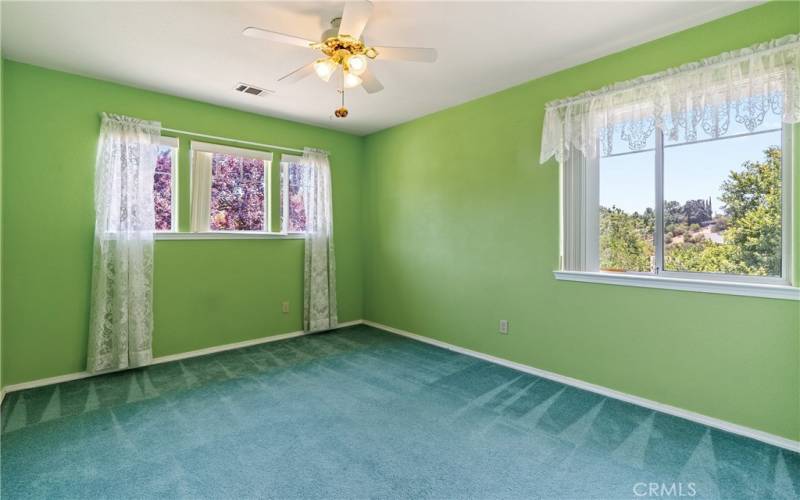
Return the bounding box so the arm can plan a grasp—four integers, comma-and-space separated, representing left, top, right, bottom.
282, 163, 308, 232
153, 147, 173, 231
210, 153, 265, 231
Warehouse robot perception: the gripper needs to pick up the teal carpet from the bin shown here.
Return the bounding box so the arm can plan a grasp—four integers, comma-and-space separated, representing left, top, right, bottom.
1, 325, 797, 499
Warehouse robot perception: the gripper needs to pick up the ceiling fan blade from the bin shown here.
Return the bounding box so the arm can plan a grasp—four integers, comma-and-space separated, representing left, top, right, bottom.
338, 1, 373, 40
242, 27, 315, 48
374, 46, 437, 63
278, 62, 316, 84
360, 69, 384, 94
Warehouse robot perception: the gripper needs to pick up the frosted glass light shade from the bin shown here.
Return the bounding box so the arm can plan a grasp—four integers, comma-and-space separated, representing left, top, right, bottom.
314, 59, 337, 82
343, 71, 363, 89
347, 54, 368, 76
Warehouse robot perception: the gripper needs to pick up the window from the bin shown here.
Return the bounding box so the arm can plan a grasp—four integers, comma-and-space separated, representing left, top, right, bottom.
599, 130, 655, 273
545, 35, 799, 298
147, 136, 320, 240
662, 117, 784, 279
154, 137, 178, 231
280, 155, 308, 233
210, 153, 267, 231
190, 142, 272, 232
596, 117, 790, 284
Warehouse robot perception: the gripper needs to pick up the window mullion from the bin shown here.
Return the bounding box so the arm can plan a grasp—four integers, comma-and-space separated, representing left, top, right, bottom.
269, 156, 283, 234
654, 129, 665, 275
171, 148, 178, 232
781, 123, 794, 285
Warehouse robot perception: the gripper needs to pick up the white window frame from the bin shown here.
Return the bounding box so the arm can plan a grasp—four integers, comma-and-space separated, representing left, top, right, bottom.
279, 154, 309, 235
190, 141, 273, 233
154, 136, 179, 233
555, 124, 798, 301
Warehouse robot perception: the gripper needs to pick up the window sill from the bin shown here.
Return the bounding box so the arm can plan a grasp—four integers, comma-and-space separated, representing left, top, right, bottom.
155, 232, 305, 240
553, 271, 799, 301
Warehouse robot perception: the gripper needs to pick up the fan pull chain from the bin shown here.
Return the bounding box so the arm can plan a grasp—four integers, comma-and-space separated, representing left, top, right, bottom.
335, 69, 349, 118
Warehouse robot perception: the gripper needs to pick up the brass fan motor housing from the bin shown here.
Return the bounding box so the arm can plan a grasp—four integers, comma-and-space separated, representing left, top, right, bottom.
312, 35, 378, 71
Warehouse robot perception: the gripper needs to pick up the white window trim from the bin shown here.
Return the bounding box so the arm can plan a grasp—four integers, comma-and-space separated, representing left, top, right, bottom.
156, 231, 304, 240
190, 140, 273, 162
560, 123, 796, 296
281, 160, 290, 234
160, 136, 179, 149
553, 270, 800, 301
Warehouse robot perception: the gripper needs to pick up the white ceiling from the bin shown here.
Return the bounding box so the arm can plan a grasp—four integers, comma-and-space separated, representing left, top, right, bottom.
1, 1, 760, 135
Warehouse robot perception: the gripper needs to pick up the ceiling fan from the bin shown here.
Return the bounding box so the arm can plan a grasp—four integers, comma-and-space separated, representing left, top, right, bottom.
243, 0, 437, 118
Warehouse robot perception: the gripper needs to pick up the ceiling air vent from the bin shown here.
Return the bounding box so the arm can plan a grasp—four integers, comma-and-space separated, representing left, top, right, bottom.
234, 83, 274, 97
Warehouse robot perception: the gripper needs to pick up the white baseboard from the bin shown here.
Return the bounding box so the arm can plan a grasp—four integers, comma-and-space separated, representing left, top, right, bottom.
363, 320, 800, 453
151, 329, 307, 365
0, 320, 364, 397
3, 318, 797, 453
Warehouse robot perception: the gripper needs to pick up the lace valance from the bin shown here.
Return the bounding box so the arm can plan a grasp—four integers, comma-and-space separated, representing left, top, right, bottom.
540, 34, 800, 163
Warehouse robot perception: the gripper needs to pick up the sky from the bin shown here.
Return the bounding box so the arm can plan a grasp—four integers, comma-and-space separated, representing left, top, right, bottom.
599, 122, 782, 214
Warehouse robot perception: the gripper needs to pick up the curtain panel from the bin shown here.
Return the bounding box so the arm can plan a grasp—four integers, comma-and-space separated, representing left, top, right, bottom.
88, 113, 161, 373
540, 34, 800, 164
301, 148, 338, 332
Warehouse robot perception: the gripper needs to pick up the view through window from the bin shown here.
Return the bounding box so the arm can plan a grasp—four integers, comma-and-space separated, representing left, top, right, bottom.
209, 153, 266, 231
281, 160, 308, 233
599, 132, 655, 273
154, 144, 176, 231
599, 115, 784, 279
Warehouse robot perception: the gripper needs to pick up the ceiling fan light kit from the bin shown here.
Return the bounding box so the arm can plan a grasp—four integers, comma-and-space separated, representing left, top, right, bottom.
347, 54, 368, 75
313, 58, 337, 82
343, 71, 363, 89
243, 0, 437, 119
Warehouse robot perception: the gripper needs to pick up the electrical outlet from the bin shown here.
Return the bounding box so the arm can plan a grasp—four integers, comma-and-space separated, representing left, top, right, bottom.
499, 320, 509, 335
282, 301, 290, 314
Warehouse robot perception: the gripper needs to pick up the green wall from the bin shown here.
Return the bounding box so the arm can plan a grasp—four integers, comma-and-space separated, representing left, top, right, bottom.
362, 1, 800, 440
1, 60, 364, 386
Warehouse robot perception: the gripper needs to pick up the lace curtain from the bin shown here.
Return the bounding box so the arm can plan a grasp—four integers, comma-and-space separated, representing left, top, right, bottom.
540, 34, 800, 163
302, 148, 338, 332
87, 113, 160, 373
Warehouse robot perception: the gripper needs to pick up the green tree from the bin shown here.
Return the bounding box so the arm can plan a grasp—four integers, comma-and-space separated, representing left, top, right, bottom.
664, 200, 684, 226
600, 206, 653, 272
718, 146, 782, 275
665, 239, 751, 274
684, 198, 712, 225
